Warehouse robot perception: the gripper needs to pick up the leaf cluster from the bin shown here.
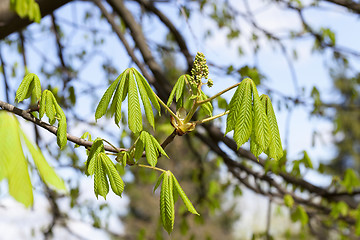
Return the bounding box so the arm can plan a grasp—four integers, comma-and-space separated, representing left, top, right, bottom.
0, 112, 66, 207
10, 0, 41, 23
134, 131, 168, 167
85, 139, 125, 199
95, 68, 160, 133
15, 73, 68, 149
226, 78, 283, 160
154, 171, 199, 234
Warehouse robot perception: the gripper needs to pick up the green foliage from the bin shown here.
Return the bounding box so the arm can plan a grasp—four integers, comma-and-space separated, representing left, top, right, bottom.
21, 131, 66, 191
156, 171, 199, 234
284, 194, 294, 208
0, 112, 65, 207
291, 205, 309, 226
261, 95, 283, 160
330, 201, 349, 218
341, 169, 360, 193
95, 68, 160, 132
10, 0, 41, 23
85, 138, 125, 199
167, 74, 188, 108
135, 131, 168, 167
172, 174, 199, 215
39, 90, 67, 149
160, 171, 175, 234
15, 73, 41, 102
226, 78, 282, 159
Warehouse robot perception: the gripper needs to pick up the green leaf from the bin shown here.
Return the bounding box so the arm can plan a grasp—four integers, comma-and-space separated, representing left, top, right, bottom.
15, 73, 41, 102
57, 118, 67, 149
150, 134, 168, 159
251, 82, 269, 152
233, 79, 253, 148
160, 171, 175, 234
342, 169, 360, 193
100, 153, 124, 197
75, 132, 92, 148
199, 90, 213, 116
167, 75, 186, 107
136, 71, 155, 129
284, 194, 294, 208
112, 71, 129, 126
39, 90, 46, 118
140, 131, 158, 167
172, 173, 199, 215
21, 131, 66, 191
94, 154, 109, 199
330, 201, 348, 218
95, 74, 121, 121
0, 112, 33, 207
128, 69, 142, 133
226, 79, 246, 134
261, 95, 283, 160
133, 68, 160, 113
134, 138, 144, 161
86, 138, 105, 176
291, 206, 308, 226
45, 91, 56, 124
154, 172, 165, 193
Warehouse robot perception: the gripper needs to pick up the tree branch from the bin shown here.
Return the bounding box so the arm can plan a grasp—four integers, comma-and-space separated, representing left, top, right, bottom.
0, 100, 126, 153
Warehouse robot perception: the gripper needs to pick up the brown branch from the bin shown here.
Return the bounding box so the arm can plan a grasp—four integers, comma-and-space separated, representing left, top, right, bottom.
323, 0, 360, 14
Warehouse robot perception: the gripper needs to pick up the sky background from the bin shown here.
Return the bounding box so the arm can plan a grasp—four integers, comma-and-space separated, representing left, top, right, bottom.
1, 0, 360, 239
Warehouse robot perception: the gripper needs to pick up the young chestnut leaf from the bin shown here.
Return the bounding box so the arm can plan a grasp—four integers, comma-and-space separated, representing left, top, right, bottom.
15, 73, 41, 102
135, 131, 168, 167
260, 95, 283, 160
95, 68, 160, 132
167, 74, 188, 108
39, 90, 67, 149
160, 171, 175, 234
99, 153, 124, 197
172, 174, 199, 215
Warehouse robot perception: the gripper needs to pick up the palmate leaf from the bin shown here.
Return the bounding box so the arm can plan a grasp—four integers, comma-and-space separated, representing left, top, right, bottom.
100, 153, 124, 197
160, 171, 175, 234
137, 131, 168, 167
95, 68, 160, 133
15, 73, 41, 102
260, 95, 283, 160
172, 174, 199, 215
94, 153, 109, 199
